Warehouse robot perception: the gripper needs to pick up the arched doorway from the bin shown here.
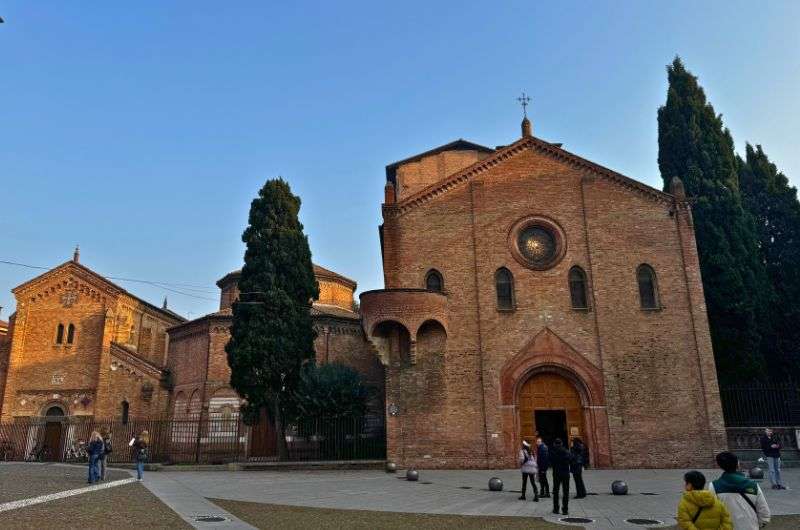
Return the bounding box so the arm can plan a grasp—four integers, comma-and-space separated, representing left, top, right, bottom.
518, 373, 585, 447
43, 405, 65, 461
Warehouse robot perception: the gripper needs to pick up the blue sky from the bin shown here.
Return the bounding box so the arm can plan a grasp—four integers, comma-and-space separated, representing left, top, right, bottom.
1, 1, 798, 320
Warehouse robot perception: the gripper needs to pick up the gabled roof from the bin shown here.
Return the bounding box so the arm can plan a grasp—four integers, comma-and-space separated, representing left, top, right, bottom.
110, 342, 165, 379
12, 260, 186, 324
385, 139, 495, 187
387, 135, 673, 217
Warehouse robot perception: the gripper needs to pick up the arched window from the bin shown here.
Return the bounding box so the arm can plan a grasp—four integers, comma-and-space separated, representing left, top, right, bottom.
56, 324, 65, 344
569, 266, 589, 310
637, 264, 659, 309
425, 269, 444, 292
495, 267, 515, 310
66, 324, 75, 344
121, 401, 130, 424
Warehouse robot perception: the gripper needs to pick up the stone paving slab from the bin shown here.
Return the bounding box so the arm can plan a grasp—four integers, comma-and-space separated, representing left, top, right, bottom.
154, 467, 798, 528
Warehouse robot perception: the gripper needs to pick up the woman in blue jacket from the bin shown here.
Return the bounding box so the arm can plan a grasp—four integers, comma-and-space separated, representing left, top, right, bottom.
87, 431, 104, 484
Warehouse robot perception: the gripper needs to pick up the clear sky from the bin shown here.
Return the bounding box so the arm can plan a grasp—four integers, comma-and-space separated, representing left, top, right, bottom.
1, 1, 798, 320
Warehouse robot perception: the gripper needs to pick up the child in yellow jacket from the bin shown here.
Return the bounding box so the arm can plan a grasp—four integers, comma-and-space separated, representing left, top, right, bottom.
677, 471, 732, 530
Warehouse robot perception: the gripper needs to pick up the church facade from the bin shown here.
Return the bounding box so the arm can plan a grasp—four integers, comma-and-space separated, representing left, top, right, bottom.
359, 118, 727, 469
0, 117, 728, 469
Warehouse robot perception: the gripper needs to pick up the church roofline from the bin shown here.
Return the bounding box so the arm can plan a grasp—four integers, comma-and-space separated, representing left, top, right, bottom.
109, 341, 166, 379
387, 135, 674, 218
11, 260, 186, 324
216, 263, 357, 291
385, 139, 495, 187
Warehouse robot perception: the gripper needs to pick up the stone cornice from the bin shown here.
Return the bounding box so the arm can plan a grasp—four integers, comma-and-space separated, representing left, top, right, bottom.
387, 136, 674, 218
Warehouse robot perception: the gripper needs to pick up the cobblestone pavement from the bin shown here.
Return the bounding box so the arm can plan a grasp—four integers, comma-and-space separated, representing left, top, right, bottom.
0, 482, 191, 529
0, 462, 128, 503
156, 467, 799, 528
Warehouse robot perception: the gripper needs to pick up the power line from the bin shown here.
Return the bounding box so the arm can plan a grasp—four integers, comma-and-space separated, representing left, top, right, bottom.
0, 259, 218, 301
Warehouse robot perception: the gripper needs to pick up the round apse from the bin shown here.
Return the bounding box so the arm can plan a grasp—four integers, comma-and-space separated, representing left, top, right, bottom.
509, 216, 566, 270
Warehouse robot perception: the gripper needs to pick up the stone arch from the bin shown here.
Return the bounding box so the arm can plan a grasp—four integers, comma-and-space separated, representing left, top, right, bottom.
416, 319, 446, 357
172, 391, 187, 419
499, 327, 611, 467
188, 390, 202, 418
371, 320, 412, 366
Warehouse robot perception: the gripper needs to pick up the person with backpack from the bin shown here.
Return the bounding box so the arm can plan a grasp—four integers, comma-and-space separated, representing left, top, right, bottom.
86, 431, 104, 484
99, 429, 113, 481
536, 437, 550, 498
677, 470, 732, 530
517, 440, 539, 502
131, 430, 149, 481
708, 452, 770, 529
569, 437, 589, 499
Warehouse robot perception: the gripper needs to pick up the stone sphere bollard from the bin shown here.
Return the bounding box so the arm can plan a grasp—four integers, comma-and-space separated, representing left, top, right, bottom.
488, 477, 503, 491
385, 462, 397, 473
611, 480, 628, 495
749, 466, 765, 480
406, 469, 419, 481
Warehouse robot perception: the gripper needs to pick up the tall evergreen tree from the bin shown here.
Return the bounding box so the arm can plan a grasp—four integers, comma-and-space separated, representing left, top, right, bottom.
738, 144, 800, 380
226, 178, 319, 460
657, 57, 774, 384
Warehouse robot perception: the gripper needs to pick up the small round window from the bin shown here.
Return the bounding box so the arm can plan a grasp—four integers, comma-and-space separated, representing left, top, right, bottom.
509, 216, 565, 270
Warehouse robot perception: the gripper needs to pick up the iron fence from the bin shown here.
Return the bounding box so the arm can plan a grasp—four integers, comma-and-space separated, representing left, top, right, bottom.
0, 413, 385, 464
720, 383, 800, 427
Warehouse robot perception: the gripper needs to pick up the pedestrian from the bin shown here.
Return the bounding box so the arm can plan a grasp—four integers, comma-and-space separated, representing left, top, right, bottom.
708, 451, 770, 530
100, 428, 113, 481
536, 437, 551, 498
570, 437, 588, 499
549, 438, 573, 516
517, 440, 539, 502
677, 470, 732, 530
86, 431, 104, 484
760, 428, 785, 490
131, 430, 149, 481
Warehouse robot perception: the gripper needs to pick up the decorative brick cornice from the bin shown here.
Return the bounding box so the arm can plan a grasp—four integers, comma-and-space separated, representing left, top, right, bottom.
110, 342, 165, 379
387, 137, 673, 218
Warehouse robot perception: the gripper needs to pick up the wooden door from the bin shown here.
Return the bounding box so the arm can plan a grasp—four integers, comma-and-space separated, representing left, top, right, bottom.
518, 372, 584, 445
43, 422, 62, 461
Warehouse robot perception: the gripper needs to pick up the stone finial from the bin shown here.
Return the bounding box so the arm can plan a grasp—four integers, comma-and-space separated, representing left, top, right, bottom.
162, 297, 168, 310
73, 245, 80, 263
670, 176, 687, 201
521, 116, 532, 137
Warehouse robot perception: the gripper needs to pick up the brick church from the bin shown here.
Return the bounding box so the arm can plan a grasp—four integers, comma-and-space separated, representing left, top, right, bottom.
0, 115, 727, 468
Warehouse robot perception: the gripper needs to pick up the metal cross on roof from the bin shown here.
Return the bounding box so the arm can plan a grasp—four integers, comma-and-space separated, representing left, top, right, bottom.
517, 92, 531, 118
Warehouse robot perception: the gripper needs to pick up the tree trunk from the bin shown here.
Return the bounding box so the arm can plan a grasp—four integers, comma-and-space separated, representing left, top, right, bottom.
274, 394, 288, 461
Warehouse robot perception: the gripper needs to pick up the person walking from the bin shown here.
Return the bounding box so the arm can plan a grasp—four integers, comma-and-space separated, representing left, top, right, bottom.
549, 438, 573, 516
760, 428, 785, 490
99, 429, 113, 481
517, 440, 539, 502
131, 431, 149, 481
86, 431, 104, 484
677, 470, 732, 530
708, 451, 770, 530
570, 437, 588, 499
536, 437, 550, 498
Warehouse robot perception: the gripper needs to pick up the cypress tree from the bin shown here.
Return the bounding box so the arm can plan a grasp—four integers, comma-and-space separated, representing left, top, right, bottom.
657, 57, 773, 384
226, 178, 319, 460
738, 144, 800, 380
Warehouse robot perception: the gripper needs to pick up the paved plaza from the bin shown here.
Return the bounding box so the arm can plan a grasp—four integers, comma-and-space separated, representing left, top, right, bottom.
0, 463, 798, 529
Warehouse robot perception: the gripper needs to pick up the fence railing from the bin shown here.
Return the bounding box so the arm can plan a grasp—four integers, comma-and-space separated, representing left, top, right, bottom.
0, 414, 385, 464
720, 383, 800, 427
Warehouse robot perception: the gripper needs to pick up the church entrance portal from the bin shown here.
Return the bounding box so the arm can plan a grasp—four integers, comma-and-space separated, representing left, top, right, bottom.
42, 406, 65, 461
518, 373, 584, 446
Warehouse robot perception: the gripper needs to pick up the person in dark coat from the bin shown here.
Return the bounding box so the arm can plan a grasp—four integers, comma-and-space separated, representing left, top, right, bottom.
549, 438, 573, 515
570, 437, 588, 498
760, 428, 785, 489
536, 437, 550, 498
131, 430, 149, 481
86, 431, 104, 484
